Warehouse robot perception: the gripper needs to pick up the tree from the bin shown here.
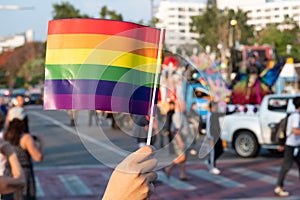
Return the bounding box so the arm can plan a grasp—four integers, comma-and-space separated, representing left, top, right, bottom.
190, 2, 221, 50
233, 9, 254, 45
99, 6, 123, 21
256, 24, 300, 60
52, 1, 91, 19
190, 5, 254, 51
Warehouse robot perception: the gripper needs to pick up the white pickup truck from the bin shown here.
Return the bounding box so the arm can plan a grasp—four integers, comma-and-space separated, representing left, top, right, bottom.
221, 94, 300, 158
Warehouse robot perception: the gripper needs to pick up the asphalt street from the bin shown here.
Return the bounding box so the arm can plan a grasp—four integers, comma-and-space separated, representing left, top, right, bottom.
25, 105, 299, 200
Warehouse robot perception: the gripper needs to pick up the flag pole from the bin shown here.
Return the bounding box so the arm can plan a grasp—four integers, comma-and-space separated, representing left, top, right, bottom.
146, 28, 165, 146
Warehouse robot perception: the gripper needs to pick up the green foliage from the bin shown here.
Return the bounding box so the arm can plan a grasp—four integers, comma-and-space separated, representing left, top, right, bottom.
190, 5, 253, 51
52, 1, 91, 19
256, 23, 300, 60
17, 57, 45, 86
99, 6, 123, 20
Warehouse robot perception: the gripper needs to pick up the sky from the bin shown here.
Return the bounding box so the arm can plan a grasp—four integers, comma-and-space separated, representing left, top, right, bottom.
0, 0, 162, 42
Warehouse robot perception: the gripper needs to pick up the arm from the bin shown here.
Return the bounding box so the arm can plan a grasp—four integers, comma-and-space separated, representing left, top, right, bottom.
291, 113, 300, 136
5, 109, 11, 128
0, 141, 25, 194
292, 127, 300, 136
22, 134, 44, 162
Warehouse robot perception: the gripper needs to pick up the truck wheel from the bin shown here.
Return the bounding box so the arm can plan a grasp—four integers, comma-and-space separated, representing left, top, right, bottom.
234, 131, 259, 158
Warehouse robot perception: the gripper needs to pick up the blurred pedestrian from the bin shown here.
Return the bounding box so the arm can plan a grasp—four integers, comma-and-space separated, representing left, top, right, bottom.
163, 100, 191, 181
6, 95, 29, 133
165, 101, 175, 154
187, 102, 203, 155
2, 109, 44, 200
0, 111, 6, 176
103, 145, 157, 200
0, 139, 25, 195
205, 101, 224, 175
67, 110, 78, 127
274, 97, 300, 197
133, 115, 157, 148
0, 96, 7, 118
88, 110, 99, 126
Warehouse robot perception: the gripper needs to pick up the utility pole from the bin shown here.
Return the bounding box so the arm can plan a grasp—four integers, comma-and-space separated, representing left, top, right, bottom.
150, 0, 154, 26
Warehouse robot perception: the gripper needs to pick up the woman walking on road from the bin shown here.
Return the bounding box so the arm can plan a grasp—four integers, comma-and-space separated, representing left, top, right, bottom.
2, 108, 44, 200
274, 97, 300, 197
163, 100, 191, 181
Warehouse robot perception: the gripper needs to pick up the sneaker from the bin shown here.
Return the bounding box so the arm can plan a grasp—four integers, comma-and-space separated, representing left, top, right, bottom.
209, 167, 221, 175
274, 187, 289, 197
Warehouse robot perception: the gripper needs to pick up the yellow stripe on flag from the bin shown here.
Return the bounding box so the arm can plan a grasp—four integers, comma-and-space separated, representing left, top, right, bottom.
45, 49, 159, 74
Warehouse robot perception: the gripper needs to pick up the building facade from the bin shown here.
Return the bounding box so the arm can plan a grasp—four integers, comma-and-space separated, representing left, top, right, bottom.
0, 30, 33, 53
155, 0, 300, 49
217, 0, 300, 31
154, 0, 206, 51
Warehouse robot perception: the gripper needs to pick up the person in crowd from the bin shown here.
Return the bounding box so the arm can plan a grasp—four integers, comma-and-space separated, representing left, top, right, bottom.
88, 110, 99, 126
133, 115, 157, 148
0, 97, 7, 118
102, 145, 158, 200
187, 102, 203, 155
6, 95, 29, 133
274, 97, 300, 197
187, 102, 203, 137
0, 111, 6, 176
2, 108, 44, 200
0, 139, 25, 195
67, 110, 78, 127
205, 101, 224, 175
165, 101, 175, 154
163, 100, 191, 181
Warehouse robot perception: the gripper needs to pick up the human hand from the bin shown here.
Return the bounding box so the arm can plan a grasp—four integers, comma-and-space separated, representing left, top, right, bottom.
102, 145, 158, 200
278, 145, 284, 152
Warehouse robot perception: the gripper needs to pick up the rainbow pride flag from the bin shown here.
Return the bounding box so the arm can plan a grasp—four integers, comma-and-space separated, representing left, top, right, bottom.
44, 19, 165, 115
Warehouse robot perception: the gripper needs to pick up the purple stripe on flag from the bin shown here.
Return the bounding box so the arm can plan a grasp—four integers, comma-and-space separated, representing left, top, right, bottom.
44, 79, 157, 102
43, 93, 152, 115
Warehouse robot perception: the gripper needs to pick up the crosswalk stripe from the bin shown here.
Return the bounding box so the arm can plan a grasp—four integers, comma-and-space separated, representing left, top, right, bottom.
230, 168, 291, 185
268, 166, 299, 177
188, 169, 245, 188
157, 171, 196, 190
58, 175, 93, 195
35, 176, 45, 197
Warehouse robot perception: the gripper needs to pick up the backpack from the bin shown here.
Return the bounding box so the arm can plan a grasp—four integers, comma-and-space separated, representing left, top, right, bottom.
274, 113, 291, 146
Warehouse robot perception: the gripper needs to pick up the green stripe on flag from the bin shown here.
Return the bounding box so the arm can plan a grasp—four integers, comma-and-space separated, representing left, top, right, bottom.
45, 64, 160, 88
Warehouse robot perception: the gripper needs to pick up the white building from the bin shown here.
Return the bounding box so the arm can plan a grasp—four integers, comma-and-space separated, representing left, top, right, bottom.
217, 0, 300, 31
155, 0, 300, 50
0, 30, 33, 54
155, 0, 206, 51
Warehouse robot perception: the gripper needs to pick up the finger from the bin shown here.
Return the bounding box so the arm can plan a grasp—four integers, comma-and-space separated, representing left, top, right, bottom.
130, 145, 156, 165
144, 171, 158, 183
138, 157, 158, 173
148, 182, 155, 196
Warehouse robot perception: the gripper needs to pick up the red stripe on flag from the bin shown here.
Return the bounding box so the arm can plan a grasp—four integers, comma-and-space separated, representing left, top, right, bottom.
47, 19, 161, 44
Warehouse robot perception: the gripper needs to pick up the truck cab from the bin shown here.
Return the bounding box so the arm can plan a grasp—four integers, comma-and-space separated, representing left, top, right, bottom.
221, 94, 298, 157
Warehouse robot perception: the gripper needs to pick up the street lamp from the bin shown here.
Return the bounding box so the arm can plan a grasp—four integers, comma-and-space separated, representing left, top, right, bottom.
229, 19, 237, 48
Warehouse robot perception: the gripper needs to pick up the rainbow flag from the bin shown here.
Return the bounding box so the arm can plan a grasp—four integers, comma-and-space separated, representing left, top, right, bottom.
44, 19, 165, 115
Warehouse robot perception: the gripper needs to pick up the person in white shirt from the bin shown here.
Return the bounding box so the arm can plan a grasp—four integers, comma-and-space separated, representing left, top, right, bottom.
274, 97, 300, 197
